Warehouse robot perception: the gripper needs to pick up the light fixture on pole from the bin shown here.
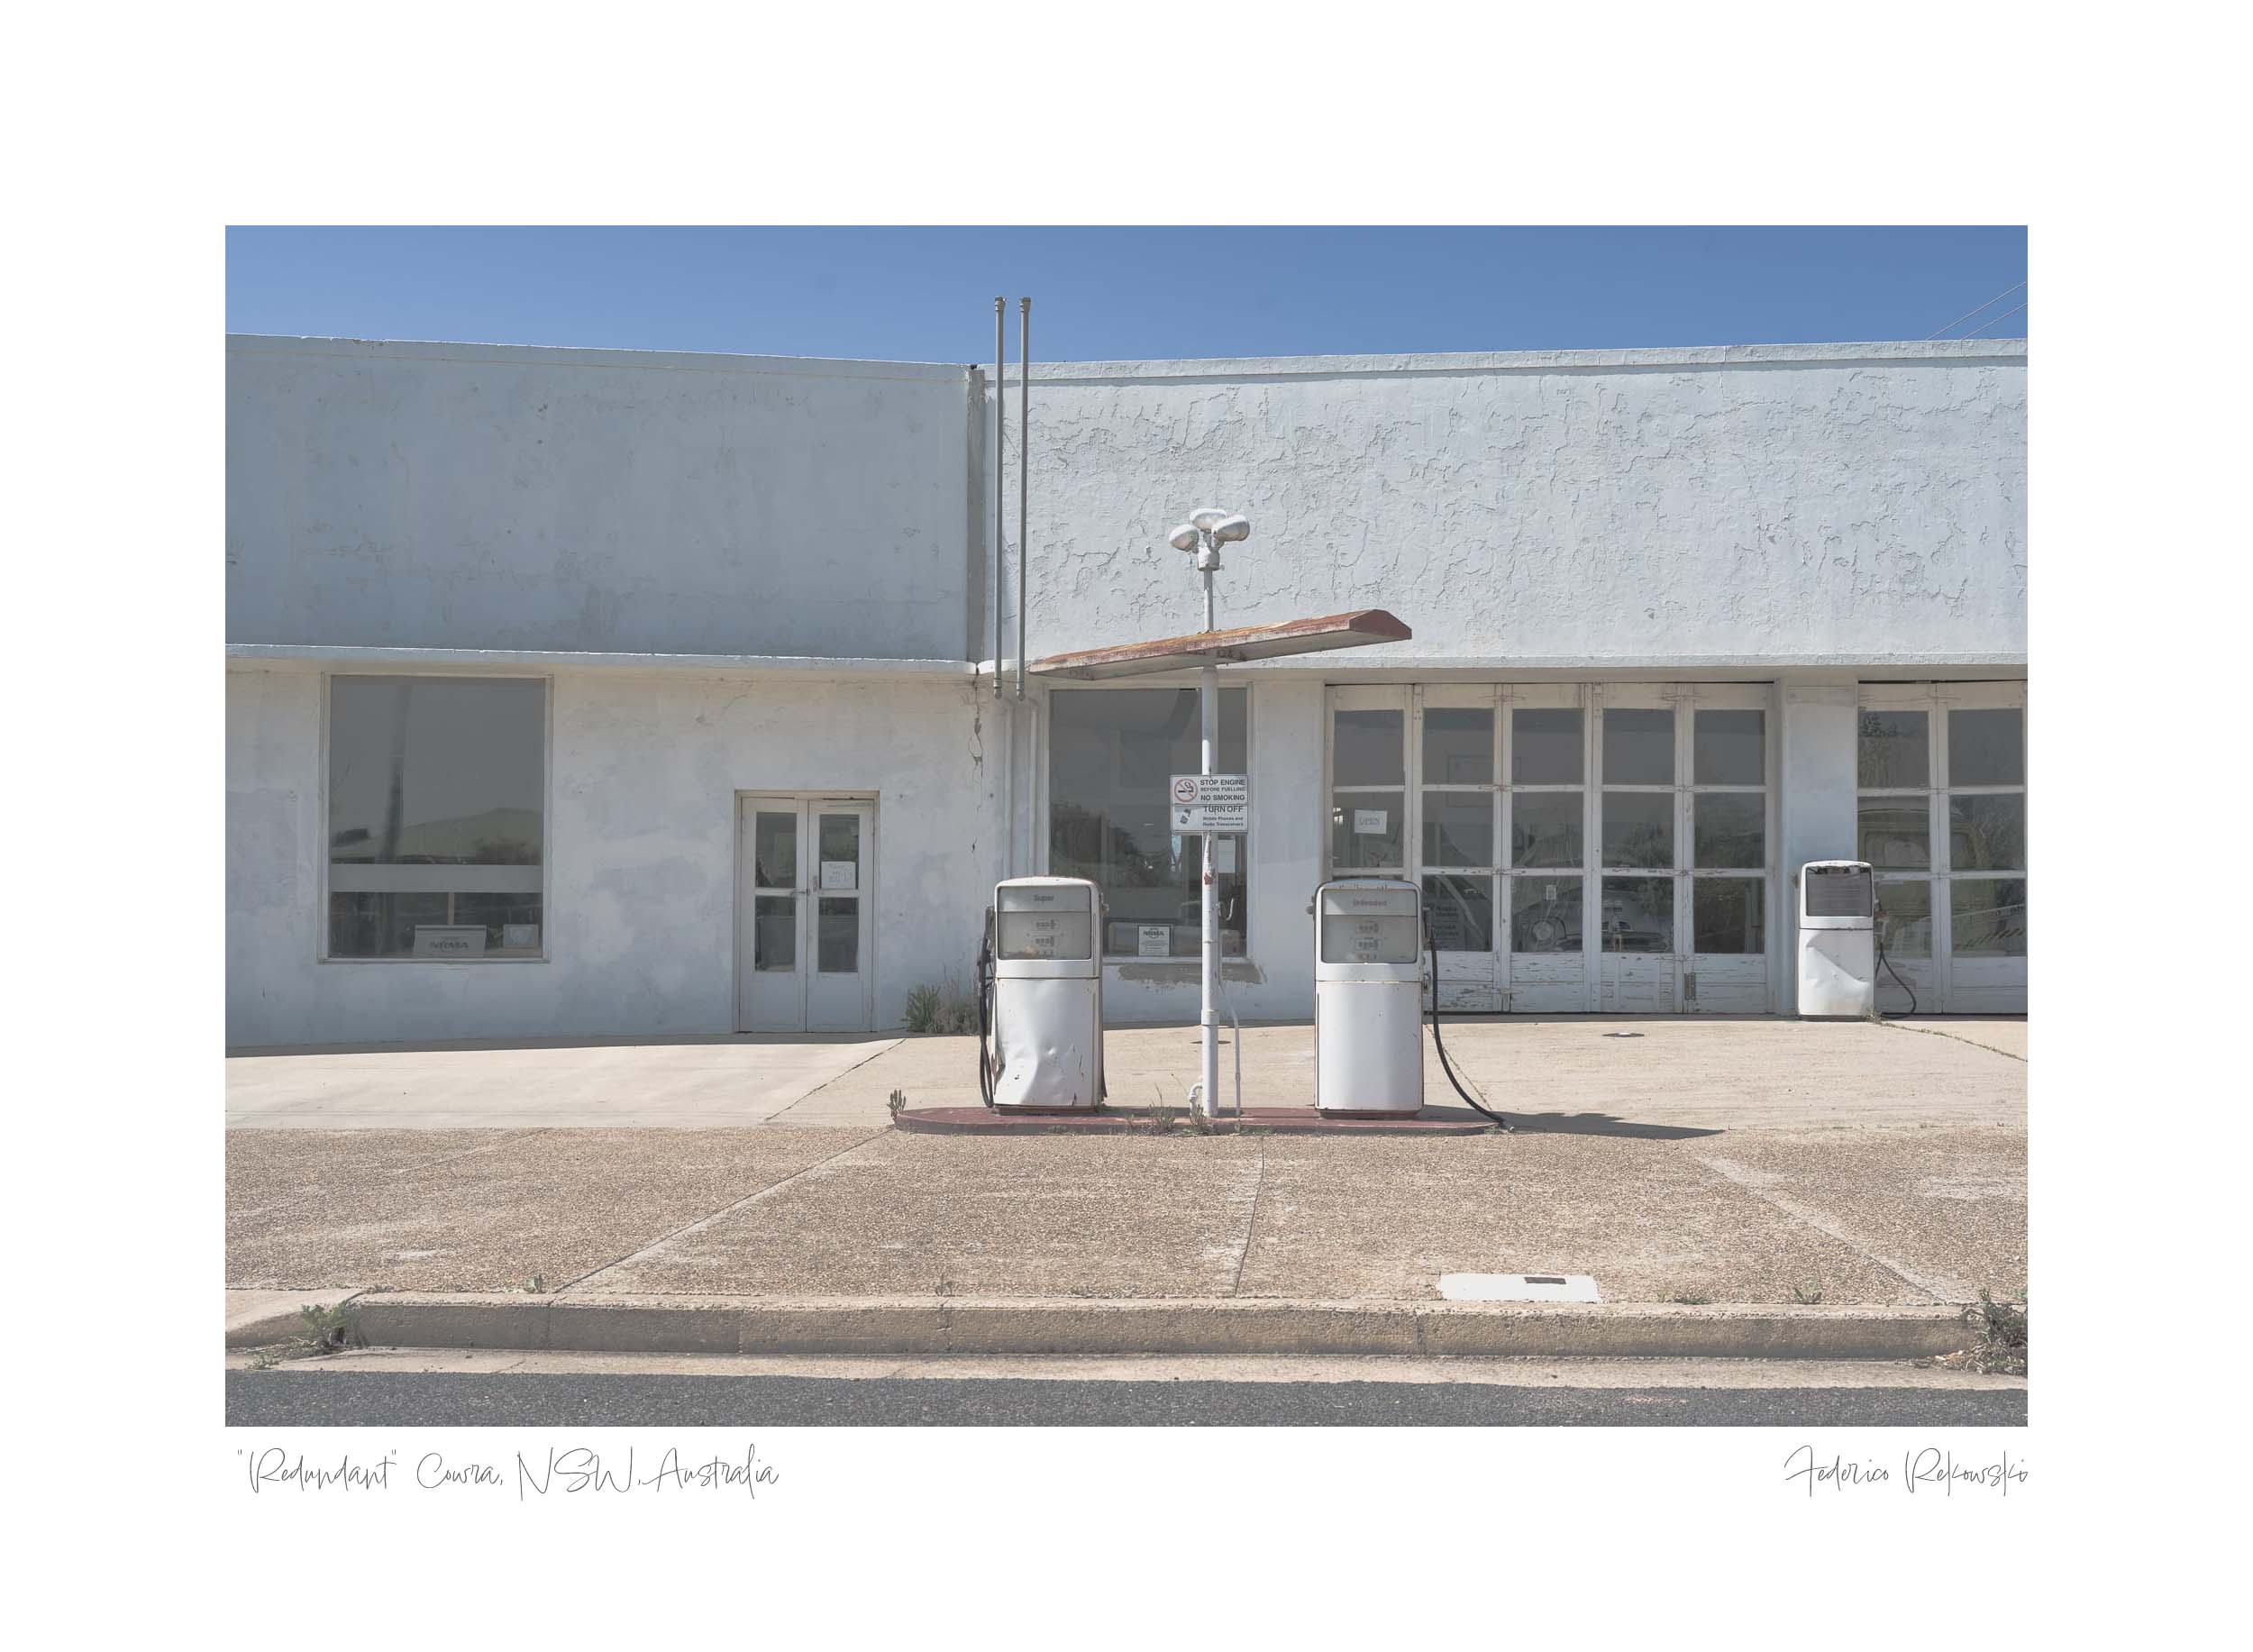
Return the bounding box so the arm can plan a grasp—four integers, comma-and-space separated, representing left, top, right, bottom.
1164, 508, 1252, 1119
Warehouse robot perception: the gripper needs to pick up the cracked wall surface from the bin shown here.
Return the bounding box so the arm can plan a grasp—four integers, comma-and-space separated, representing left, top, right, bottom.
1002, 343, 2025, 666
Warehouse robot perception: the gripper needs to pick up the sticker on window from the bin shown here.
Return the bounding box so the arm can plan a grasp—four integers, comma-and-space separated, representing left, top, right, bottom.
1354, 808, 1388, 835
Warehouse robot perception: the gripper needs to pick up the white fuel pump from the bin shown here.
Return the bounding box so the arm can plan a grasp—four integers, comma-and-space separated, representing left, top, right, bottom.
981, 876, 1105, 1110
1796, 859, 1876, 1018
1313, 878, 1425, 1116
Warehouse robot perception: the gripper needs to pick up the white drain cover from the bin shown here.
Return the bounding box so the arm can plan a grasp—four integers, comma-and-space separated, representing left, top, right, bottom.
1438, 1273, 1601, 1302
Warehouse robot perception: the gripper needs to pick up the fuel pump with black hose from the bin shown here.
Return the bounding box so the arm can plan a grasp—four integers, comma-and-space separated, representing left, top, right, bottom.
974, 877, 1106, 1111
1310, 878, 1510, 1127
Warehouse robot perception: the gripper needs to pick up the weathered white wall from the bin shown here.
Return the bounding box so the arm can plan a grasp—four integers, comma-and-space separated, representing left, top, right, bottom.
226, 662, 1008, 1047
1008, 342, 2025, 670
228, 337, 982, 662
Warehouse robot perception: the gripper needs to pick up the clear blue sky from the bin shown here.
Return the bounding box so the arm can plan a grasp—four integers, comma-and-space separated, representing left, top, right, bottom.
226, 227, 2026, 363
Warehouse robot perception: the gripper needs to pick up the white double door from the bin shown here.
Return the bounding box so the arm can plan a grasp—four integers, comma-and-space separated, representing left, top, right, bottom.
736, 795, 875, 1033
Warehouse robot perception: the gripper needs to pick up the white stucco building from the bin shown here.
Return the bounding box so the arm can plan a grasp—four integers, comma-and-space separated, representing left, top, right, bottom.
226, 333, 2026, 1048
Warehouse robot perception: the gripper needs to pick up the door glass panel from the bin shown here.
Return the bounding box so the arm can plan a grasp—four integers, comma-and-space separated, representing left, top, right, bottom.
1858, 796, 1930, 869
1510, 792, 1583, 868
1332, 709, 1405, 786
1603, 707, 1674, 784
1422, 792, 1492, 867
816, 897, 859, 972
1510, 877, 1583, 953
1512, 707, 1583, 784
1948, 794, 2025, 872
1858, 710, 1929, 788
1948, 708, 2024, 787
1601, 791, 1674, 868
1422, 707, 1493, 785
1423, 874, 1493, 953
753, 895, 796, 971
1692, 878, 1765, 954
1692, 709, 1765, 785
817, 813, 861, 888
1330, 792, 1404, 868
1601, 877, 1674, 953
1874, 880, 1933, 958
753, 812, 798, 889
1693, 793, 1765, 869
1951, 880, 2028, 956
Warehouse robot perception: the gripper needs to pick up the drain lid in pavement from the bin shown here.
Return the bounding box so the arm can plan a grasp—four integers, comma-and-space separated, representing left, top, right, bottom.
1438, 1273, 1602, 1303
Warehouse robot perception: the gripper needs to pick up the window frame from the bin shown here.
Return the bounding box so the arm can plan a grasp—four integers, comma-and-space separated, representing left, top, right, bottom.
1043, 679, 1255, 964
318, 671, 554, 964
1856, 680, 2029, 1000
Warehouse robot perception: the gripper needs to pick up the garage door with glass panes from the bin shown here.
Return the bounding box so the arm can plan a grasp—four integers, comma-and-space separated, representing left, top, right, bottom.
1856, 684, 2026, 1015
1327, 686, 1776, 1015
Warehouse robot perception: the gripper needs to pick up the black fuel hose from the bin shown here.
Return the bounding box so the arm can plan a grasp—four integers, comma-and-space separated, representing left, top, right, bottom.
1424, 923, 1512, 1130
1875, 935, 1917, 1018
974, 926, 998, 1109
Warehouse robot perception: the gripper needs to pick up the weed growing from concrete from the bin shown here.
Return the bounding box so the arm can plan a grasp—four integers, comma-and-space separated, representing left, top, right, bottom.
521, 1273, 546, 1293
904, 976, 981, 1035
294, 1301, 364, 1354
1666, 1290, 1715, 1305
1789, 1281, 1825, 1305
1956, 1288, 2028, 1375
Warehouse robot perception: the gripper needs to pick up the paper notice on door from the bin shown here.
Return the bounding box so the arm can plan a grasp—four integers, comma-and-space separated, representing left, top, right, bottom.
1137, 925, 1171, 958
1354, 808, 1388, 835
820, 860, 856, 890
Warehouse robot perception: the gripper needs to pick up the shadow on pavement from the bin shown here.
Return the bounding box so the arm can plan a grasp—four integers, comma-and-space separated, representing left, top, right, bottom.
1482, 1109, 1724, 1140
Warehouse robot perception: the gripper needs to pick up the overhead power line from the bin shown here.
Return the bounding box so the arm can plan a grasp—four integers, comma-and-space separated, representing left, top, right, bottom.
1958, 302, 2027, 341
1927, 279, 2027, 341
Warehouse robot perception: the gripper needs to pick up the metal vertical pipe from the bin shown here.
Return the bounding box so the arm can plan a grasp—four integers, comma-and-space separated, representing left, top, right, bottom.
1017, 297, 1030, 699
1199, 563, 1219, 1119
993, 298, 1004, 699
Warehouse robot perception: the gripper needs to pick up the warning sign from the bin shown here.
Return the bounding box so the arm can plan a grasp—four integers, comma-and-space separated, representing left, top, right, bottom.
1170, 772, 1249, 832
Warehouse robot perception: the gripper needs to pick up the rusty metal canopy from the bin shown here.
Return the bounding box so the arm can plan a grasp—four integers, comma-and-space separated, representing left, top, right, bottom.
1028, 608, 1411, 680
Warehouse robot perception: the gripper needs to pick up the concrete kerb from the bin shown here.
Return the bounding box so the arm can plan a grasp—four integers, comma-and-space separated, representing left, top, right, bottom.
343, 1294, 1975, 1362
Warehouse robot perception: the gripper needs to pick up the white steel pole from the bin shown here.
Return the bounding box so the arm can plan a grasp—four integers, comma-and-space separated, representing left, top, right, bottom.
1199, 556, 1219, 1120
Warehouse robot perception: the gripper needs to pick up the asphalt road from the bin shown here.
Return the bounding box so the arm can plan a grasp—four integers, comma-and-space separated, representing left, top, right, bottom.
227, 1372, 2026, 1428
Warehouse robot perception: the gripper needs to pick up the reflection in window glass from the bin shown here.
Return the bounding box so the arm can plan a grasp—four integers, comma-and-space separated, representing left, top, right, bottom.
1949, 708, 2024, 787
1511, 792, 1583, 869
1951, 879, 2028, 956
1423, 792, 1492, 867
1693, 709, 1765, 785
1948, 794, 2025, 872
753, 896, 796, 971
1332, 709, 1405, 786
754, 812, 798, 889
326, 675, 546, 959
1601, 877, 1674, 953
1511, 876, 1583, 953
1858, 710, 1929, 789
1423, 875, 1494, 953
816, 897, 858, 972
1603, 707, 1674, 784
1512, 708, 1583, 784
1423, 708, 1493, 785
1601, 791, 1674, 868
1693, 793, 1765, 869
1874, 880, 1934, 959
1858, 796, 1930, 869
1331, 792, 1404, 869
817, 814, 859, 869
1692, 878, 1765, 954
1050, 689, 1248, 955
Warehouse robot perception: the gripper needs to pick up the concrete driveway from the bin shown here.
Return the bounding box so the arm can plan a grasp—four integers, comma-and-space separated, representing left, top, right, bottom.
226, 1016, 2023, 1135
225, 1035, 903, 1128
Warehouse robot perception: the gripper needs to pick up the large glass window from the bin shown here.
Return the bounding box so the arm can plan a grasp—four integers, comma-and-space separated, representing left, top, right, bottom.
326, 676, 546, 959
1049, 688, 1249, 959
1858, 690, 2027, 1009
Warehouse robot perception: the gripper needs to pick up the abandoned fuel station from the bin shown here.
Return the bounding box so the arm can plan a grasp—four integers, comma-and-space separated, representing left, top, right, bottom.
225, 333, 2026, 1048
